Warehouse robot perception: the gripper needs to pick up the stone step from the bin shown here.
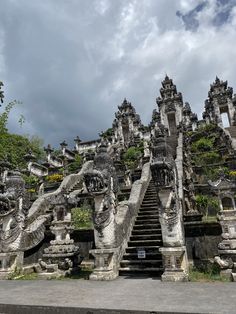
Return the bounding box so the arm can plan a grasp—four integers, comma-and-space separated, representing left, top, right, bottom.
125, 245, 161, 253
143, 193, 157, 196
122, 252, 162, 260
225, 126, 236, 139
134, 220, 161, 226
134, 221, 160, 227
119, 266, 163, 272
133, 224, 161, 230
120, 259, 162, 269
138, 210, 159, 216
141, 199, 157, 203
145, 190, 156, 193
121, 258, 162, 263
69, 185, 81, 192
145, 190, 156, 194
130, 234, 162, 241
142, 200, 157, 204
132, 228, 161, 235
128, 239, 162, 247
139, 207, 158, 212
138, 209, 159, 213
136, 215, 159, 221
140, 203, 158, 208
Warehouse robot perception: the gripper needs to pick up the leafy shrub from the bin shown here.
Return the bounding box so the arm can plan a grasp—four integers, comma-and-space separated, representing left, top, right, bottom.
195, 194, 219, 217
71, 206, 93, 229
194, 151, 221, 166
23, 175, 39, 186
197, 123, 218, 134
68, 154, 83, 173
45, 173, 63, 183
122, 146, 143, 169
100, 128, 114, 139
203, 166, 229, 181
191, 138, 214, 152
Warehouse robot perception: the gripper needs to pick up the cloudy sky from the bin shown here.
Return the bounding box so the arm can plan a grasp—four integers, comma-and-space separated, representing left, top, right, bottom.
1, 0, 236, 148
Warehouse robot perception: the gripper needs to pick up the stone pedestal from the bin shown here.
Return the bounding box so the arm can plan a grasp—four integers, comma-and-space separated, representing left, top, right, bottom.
37, 202, 82, 278
215, 209, 236, 281
160, 246, 189, 282
0, 252, 24, 279
89, 248, 119, 280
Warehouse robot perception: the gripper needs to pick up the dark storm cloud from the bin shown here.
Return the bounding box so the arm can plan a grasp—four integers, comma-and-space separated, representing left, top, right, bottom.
1, 0, 236, 148
213, 0, 236, 26
176, 0, 236, 30
176, 2, 207, 31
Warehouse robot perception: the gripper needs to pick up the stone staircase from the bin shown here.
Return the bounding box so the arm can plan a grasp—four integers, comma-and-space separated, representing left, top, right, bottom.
68, 181, 82, 193
119, 180, 163, 276
225, 126, 236, 139
224, 126, 236, 149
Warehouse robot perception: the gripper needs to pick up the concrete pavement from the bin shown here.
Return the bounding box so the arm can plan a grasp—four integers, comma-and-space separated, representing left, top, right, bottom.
0, 277, 234, 313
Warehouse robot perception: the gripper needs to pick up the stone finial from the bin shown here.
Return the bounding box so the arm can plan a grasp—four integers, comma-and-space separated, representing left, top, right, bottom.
74, 136, 81, 144
44, 144, 53, 154
24, 150, 36, 162
0, 81, 4, 104
60, 140, 68, 149
164, 74, 170, 81
183, 102, 191, 114
215, 76, 220, 83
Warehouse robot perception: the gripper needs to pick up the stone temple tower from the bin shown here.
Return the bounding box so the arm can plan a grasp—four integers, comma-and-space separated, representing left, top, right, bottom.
156, 75, 183, 136
112, 98, 142, 147
203, 77, 236, 128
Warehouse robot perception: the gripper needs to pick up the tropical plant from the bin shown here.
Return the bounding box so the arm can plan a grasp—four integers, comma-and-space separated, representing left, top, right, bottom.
71, 206, 93, 229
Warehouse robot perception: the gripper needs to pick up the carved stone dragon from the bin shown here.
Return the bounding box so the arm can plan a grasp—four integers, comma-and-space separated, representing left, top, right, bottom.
0, 171, 48, 253
84, 140, 118, 249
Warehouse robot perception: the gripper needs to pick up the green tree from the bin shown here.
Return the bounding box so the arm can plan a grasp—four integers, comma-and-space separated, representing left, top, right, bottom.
0, 96, 44, 169
0, 133, 44, 169
0, 100, 21, 134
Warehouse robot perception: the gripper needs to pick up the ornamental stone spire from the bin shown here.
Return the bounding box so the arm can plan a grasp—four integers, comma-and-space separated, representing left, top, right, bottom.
156, 76, 183, 135
203, 77, 236, 127
0, 81, 4, 104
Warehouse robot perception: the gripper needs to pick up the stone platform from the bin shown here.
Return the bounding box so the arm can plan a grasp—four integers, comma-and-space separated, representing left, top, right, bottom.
0, 277, 234, 313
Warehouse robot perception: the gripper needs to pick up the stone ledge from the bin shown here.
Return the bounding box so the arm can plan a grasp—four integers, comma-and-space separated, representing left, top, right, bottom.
0, 304, 215, 314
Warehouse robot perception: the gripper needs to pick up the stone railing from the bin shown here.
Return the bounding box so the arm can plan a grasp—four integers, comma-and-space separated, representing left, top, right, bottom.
27, 161, 93, 225
90, 162, 151, 280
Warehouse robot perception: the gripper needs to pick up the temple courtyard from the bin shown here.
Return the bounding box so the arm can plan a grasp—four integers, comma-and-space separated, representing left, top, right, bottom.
0, 278, 234, 314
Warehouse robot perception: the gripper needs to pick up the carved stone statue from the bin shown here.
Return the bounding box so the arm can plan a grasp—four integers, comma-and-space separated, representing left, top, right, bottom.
84, 140, 118, 249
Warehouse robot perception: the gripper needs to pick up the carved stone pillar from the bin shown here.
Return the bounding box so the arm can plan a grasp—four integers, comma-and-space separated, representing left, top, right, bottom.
160, 247, 188, 282
89, 248, 119, 280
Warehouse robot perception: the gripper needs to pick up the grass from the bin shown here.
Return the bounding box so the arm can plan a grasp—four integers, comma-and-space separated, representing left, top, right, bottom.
189, 266, 231, 282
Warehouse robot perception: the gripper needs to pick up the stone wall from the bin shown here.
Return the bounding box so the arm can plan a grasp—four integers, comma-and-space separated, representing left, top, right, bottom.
24, 230, 94, 265
185, 221, 222, 266
24, 222, 222, 267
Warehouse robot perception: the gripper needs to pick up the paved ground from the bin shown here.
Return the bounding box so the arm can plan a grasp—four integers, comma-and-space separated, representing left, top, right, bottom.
0, 277, 235, 314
